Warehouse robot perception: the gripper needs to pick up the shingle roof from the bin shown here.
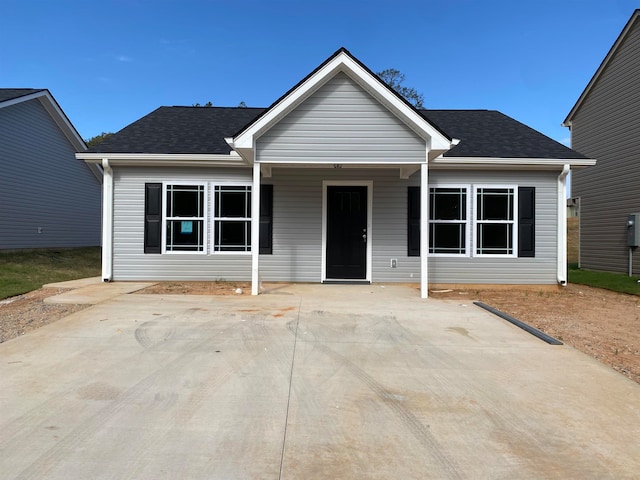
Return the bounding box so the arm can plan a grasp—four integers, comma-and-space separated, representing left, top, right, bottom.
0, 88, 45, 103
90, 106, 266, 154
89, 105, 586, 159
422, 109, 587, 159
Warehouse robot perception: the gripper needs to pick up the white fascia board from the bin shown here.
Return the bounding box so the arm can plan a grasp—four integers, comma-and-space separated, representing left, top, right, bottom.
429, 156, 597, 170
75, 152, 248, 167
230, 51, 453, 153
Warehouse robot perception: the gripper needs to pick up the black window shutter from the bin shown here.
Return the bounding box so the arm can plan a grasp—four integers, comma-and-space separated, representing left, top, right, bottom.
408, 187, 420, 256
518, 187, 535, 257
259, 184, 273, 254
144, 183, 162, 254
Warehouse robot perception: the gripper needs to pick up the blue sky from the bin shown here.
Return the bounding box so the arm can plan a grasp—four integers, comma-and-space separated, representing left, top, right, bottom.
0, 0, 635, 145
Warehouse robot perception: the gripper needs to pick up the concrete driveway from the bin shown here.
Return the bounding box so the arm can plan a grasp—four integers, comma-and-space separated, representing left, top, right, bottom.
2, 283, 640, 479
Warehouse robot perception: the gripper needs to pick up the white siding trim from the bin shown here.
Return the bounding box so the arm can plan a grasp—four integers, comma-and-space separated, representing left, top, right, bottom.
321, 180, 373, 282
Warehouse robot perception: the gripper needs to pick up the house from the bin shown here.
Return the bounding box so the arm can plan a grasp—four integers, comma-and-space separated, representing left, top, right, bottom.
0, 89, 102, 249
563, 10, 640, 275
77, 48, 593, 297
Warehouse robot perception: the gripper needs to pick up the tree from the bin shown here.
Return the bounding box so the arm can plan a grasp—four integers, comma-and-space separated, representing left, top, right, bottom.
192, 101, 213, 107
376, 68, 425, 109
85, 132, 114, 147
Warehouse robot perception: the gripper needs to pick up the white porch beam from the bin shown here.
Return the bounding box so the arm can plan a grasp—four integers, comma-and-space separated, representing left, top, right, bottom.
420, 163, 429, 298
251, 164, 261, 295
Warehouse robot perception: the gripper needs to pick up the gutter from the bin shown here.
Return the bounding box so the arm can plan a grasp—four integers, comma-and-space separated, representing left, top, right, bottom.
557, 164, 570, 286
101, 159, 114, 282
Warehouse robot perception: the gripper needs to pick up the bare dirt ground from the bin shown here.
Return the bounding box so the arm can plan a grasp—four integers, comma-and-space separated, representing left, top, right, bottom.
1, 281, 639, 385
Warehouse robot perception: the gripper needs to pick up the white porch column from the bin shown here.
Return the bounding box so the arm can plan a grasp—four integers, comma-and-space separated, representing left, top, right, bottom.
101, 159, 113, 282
420, 163, 429, 298
251, 163, 261, 295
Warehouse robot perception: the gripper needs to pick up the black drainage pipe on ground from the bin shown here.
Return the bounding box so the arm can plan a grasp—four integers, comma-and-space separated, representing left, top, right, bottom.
473, 301, 563, 346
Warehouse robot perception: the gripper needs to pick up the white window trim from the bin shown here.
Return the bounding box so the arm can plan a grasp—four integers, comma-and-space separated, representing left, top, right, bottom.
162, 182, 208, 255
428, 184, 471, 257
211, 182, 253, 255
473, 184, 518, 258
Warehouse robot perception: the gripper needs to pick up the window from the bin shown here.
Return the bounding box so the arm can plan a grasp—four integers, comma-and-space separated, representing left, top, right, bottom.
145, 183, 273, 255
475, 187, 516, 256
213, 185, 251, 252
165, 184, 206, 252
429, 187, 468, 255
408, 185, 533, 258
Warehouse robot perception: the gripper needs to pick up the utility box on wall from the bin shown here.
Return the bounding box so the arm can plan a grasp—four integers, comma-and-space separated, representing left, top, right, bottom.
628, 213, 640, 247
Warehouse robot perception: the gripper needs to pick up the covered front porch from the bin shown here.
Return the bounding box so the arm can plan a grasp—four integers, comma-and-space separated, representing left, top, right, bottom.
247, 163, 433, 297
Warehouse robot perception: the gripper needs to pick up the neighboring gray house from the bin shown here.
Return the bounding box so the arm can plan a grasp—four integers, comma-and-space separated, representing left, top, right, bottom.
563, 10, 640, 275
77, 48, 593, 297
0, 89, 102, 249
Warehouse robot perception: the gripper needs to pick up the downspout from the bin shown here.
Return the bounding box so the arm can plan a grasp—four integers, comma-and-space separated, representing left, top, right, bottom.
557, 164, 570, 286
102, 159, 114, 282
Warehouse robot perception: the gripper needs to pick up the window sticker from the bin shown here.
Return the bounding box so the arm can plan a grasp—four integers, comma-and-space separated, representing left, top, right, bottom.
181, 221, 193, 234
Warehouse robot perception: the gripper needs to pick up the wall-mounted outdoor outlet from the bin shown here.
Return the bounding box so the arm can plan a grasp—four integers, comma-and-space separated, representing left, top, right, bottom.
390, 258, 397, 268
37, 227, 43, 234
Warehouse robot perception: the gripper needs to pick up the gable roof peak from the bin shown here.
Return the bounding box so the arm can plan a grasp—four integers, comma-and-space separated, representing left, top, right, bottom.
564, 9, 640, 125
227, 47, 453, 161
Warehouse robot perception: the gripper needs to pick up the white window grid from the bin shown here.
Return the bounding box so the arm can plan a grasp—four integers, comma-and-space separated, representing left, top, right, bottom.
428, 185, 471, 257
212, 184, 253, 254
162, 183, 208, 254
473, 185, 518, 257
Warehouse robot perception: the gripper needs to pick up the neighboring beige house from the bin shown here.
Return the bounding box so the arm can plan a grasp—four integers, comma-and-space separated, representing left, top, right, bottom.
563, 10, 640, 274
0, 89, 102, 249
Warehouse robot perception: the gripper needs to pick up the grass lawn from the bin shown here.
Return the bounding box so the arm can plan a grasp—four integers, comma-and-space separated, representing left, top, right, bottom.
0, 247, 101, 300
569, 265, 640, 296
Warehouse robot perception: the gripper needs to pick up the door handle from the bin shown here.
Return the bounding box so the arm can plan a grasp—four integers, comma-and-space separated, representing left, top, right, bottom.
362, 233, 367, 242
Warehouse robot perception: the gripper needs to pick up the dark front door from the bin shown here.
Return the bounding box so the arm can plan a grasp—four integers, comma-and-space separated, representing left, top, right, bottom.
326, 186, 367, 280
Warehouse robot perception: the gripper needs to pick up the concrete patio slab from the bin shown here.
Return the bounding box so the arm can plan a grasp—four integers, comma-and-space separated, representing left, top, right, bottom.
2, 283, 640, 479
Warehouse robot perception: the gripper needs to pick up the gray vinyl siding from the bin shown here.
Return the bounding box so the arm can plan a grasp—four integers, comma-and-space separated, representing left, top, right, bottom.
112, 167, 253, 281
259, 168, 558, 284
112, 166, 557, 284
426, 170, 558, 284
256, 72, 426, 164
0, 99, 101, 249
570, 17, 640, 274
